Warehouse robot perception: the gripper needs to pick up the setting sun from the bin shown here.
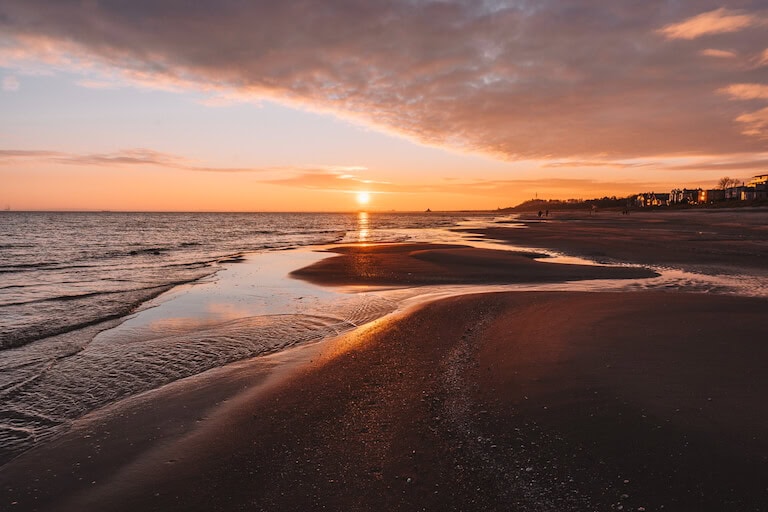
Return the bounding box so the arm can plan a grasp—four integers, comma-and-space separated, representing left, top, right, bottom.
356, 191, 371, 206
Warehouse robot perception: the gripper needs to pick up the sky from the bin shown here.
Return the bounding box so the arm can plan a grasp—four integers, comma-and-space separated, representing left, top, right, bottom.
1, 0, 767, 212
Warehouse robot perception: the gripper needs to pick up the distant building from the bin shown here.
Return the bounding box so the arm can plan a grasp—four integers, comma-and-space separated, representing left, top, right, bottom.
739, 184, 767, 201
632, 174, 766, 208
725, 185, 746, 200
746, 175, 768, 200
755, 182, 768, 200
720, 175, 768, 201
699, 189, 725, 203
670, 188, 701, 204
635, 192, 670, 207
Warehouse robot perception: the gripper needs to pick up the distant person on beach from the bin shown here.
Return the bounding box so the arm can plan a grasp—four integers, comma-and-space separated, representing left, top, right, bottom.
545, 209, 549, 217
537, 210, 542, 218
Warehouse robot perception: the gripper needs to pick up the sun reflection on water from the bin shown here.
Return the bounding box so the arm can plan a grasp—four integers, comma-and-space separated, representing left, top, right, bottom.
357, 211, 369, 243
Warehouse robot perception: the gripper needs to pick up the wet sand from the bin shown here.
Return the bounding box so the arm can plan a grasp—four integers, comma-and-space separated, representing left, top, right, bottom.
2, 210, 768, 511
474, 209, 768, 274
290, 242, 658, 287
3, 292, 766, 511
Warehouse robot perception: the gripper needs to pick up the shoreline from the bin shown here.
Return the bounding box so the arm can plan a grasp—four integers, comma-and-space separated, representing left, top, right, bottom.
2, 210, 767, 510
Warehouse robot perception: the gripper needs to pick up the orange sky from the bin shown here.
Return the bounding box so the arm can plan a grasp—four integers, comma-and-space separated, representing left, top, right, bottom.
1, 2, 767, 211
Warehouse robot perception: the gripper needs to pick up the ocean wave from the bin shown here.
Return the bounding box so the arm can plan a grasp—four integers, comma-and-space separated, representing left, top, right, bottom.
0, 270, 216, 350
0, 290, 172, 350
127, 246, 172, 256
0, 261, 64, 272
0, 283, 175, 308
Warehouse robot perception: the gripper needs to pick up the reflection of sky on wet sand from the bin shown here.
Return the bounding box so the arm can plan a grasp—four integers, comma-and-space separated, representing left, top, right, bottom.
95, 250, 348, 344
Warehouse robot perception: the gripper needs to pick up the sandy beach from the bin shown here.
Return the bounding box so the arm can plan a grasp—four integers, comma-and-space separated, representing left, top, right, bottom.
473, 209, 768, 274
2, 210, 767, 511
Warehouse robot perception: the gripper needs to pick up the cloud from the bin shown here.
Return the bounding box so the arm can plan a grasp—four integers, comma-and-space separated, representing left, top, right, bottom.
667, 156, 768, 171
543, 160, 655, 169
718, 84, 768, 138
58, 149, 189, 167
700, 49, 737, 59
659, 8, 760, 40
263, 171, 367, 191
719, 83, 768, 100
758, 49, 768, 67
0, 148, 211, 169
1, 1, 768, 161
0, 148, 379, 181
0, 149, 60, 160
0, 148, 267, 172
2, 75, 20, 91
735, 107, 768, 138
261, 168, 392, 192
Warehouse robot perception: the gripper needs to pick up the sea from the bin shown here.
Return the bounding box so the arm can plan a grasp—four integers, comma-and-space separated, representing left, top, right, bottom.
0, 210, 498, 462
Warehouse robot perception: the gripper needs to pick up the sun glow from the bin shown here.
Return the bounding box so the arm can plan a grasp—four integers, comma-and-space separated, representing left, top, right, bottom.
356, 191, 371, 206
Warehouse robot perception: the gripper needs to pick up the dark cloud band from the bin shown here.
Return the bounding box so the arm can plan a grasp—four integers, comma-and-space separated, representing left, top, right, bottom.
1, 1, 767, 159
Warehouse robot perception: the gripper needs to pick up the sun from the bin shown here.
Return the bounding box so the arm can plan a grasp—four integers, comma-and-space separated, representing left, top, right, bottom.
356, 191, 371, 205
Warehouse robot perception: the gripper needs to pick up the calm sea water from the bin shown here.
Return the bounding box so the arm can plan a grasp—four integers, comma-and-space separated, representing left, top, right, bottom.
0, 210, 495, 461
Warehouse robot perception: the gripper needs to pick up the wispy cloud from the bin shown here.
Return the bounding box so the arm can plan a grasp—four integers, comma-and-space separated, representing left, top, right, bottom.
735, 107, 768, 139
0, 149, 60, 159
263, 171, 368, 191
0, 148, 201, 169
1, 1, 767, 161
758, 49, 768, 67
719, 83, 768, 100
56, 149, 188, 167
659, 8, 761, 40
543, 160, 656, 170
718, 84, 768, 138
0, 148, 375, 180
700, 49, 737, 59
667, 156, 768, 171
